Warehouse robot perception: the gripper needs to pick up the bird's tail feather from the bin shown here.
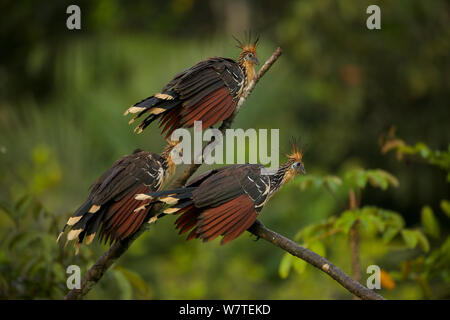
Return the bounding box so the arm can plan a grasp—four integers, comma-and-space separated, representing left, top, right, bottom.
124, 92, 181, 134
136, 187, 196, 214
135, 187, 194, 201
58, 187, 154, 253
56, 199, 94, 243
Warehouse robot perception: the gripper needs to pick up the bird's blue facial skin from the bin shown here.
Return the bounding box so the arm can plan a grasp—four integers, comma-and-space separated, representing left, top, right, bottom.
291, 161, 306, 174
246, 52, 259, 65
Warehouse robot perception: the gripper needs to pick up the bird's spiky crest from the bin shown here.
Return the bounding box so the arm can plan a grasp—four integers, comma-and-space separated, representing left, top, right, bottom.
161, 139, 181, 158
286, 138, 303, 162
233, 31, 259, 57
165, 138, 180, 148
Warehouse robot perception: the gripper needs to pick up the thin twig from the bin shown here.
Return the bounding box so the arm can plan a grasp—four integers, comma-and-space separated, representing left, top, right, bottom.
348, 189, 362, 299
247, 220, 385, 300
349, 226, 362, 279
64, 47, 283, 300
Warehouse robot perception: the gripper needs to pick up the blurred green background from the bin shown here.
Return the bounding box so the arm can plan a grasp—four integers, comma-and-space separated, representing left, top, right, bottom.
0, 0, 449, 299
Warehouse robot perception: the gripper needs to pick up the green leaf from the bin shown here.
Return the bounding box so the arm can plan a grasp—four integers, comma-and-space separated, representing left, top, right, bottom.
401, 230, 418, 249
115, 266, 152, 298
335, 210, 359, 234
421, 206, 440, 238
113, 269, 133, 300
438, 237, 450, 264
309, 240, 326, 257
294, 225, 315, 242
324, 176, 342, 193
291, 241, 325, 275
416, 142, 431, 158
383, 227, 400, 244
415, 231, 430, 252
294, 229, 303, 242
440, 200, 450, 218
292, 256, 307, 274
381, 209, 405, 229
0, 203, 16, 228
312, 176, 324, 188
345, 169, 367, 189
367, 213, 385, 232
279, 253, 293, 279
376, 170, 400, 188
359, 207, 385, 231
358, 214, 371, 231
367, 170, 389, 190
298, 177, 314, 191
298, 176, 324, 190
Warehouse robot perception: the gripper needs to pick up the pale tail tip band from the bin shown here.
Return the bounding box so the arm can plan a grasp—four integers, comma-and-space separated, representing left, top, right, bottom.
135, 194, 152, 201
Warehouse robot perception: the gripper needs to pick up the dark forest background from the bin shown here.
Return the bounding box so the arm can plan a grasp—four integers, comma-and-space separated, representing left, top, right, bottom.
0, 0, 449, 299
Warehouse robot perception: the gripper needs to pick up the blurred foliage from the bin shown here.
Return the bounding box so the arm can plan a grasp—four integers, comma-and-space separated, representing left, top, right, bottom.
279, 164, 449, 298
0, 0, 449, 299
0, 149, 152, 299
381, 127, 450, 181
279, 138, 450, 298
0, 194, 80, 299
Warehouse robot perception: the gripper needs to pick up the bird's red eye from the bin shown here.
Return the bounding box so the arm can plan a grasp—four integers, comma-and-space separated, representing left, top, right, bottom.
291, 162, 301, 169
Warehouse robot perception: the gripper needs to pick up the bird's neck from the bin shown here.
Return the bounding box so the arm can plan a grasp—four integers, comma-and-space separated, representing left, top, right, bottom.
160, 145, 178, 185
240, 60, 256, 84
164, 156, 176, 182
268, 161, 293, 194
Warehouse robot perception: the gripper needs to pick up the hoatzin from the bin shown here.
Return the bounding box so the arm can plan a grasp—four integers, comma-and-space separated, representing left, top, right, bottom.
57, 141, 179, 253
124, 36, 260, 137
135, 142, 306, 245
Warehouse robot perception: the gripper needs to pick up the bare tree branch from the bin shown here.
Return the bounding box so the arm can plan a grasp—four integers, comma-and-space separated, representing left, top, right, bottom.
65, 47, 283, 300
247, 220, 385, 300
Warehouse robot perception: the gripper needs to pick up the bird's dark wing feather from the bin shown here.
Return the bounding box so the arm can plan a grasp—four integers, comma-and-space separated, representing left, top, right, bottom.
89, 151, 164, 205
192, 164, 269, 209
175, 164, 270, 244
128, 57, 245, 137
160, 58, 244, 132
184, 165, 233, 188
59, 151, 166, 247
167, 58, 244, 106
164, 57, 244, 101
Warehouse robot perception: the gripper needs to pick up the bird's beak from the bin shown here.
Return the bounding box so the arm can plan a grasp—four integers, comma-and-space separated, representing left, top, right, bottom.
298, 164, 306, 175
252, 56, 260, 65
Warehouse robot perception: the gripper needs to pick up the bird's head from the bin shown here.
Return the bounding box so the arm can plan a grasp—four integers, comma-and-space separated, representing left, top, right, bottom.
163, 139, 182, 159
282, 139, 306, 184
235, 34, 260, 66
162, 139, 182, 177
